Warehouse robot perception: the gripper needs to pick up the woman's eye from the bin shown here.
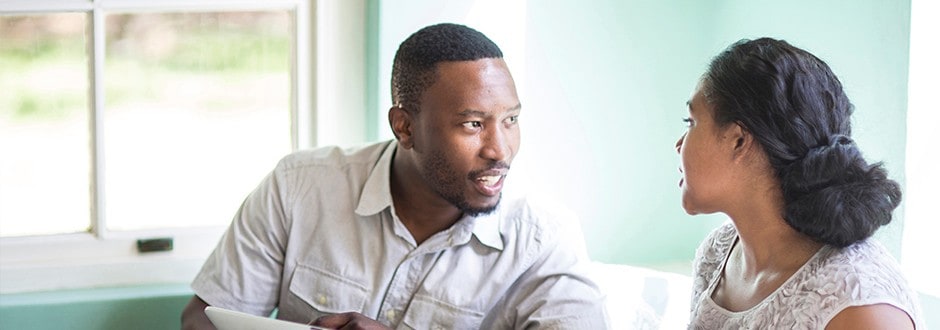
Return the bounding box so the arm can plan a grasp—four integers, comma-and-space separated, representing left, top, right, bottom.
682, 117, 694, 127
507, 115, 518, 124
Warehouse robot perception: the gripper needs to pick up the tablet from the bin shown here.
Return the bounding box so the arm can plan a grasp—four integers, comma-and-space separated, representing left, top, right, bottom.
204, 306, 330, 330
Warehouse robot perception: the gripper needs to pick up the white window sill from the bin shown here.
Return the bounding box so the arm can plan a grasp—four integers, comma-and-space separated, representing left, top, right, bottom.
0, 226, 225, 294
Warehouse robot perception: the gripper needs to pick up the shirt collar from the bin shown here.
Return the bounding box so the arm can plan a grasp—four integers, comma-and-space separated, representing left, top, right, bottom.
355, 140, 504, 251
354, 141, 396, 216
469, 210, 504, 250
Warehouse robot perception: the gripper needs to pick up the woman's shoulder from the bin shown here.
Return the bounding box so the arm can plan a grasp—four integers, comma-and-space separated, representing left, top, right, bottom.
793, 239, 923, 326
694, 222, 737, 268
813, 239, 908, 288
691, 222, 737, 299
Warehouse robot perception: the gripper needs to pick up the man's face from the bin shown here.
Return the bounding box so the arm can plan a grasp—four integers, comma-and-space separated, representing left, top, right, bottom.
411, 58, 521, 216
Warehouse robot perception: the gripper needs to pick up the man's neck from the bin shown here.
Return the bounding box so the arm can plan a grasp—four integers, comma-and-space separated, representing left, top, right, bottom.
390, 149, 463, 245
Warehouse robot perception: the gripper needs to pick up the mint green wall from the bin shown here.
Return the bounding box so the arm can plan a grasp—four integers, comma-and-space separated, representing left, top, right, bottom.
0, 285, 191, 330
521, 1, 726, 269
371, 0, 912, 270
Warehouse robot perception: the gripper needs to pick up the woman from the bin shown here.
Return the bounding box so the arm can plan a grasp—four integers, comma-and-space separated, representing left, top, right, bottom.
677, 38, 923, 329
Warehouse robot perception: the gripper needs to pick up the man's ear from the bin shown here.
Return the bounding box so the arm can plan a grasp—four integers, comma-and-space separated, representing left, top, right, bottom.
389, 105, 414, 149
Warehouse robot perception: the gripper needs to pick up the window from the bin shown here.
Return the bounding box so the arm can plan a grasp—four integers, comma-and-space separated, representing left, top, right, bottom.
1, 13, 90, 237
0, 0, 312, 293
100, 11, 292, 231
902, 0, 940, 297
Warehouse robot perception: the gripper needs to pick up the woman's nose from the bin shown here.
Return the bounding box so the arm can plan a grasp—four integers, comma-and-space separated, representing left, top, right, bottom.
675, 133, 686, 154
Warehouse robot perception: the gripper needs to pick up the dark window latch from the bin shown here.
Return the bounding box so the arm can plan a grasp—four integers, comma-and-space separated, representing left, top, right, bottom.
137, 237, 174, 253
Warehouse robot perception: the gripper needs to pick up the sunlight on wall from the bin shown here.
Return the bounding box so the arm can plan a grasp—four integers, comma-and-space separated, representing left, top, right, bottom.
902, 0, 939, 297
465, 0, 527, 97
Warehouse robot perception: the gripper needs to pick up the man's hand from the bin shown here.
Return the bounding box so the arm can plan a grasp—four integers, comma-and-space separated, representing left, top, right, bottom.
312, 312, 392, 330
181, 296, 216, 330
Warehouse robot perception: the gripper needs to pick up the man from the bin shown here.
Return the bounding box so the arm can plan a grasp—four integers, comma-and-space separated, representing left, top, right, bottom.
182, 23, 607, 329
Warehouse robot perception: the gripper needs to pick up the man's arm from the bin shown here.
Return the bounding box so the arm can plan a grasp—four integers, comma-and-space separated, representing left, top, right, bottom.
181, 295, 216, 330
496, 207, 609, 328
187, 169, 290, 321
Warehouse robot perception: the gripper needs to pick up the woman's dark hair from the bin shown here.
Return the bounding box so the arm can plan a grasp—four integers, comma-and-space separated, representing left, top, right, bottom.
391, 23, 503, 112
703, 38, 901, 247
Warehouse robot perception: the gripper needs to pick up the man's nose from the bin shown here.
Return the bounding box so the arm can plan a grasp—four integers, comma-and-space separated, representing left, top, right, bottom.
481, 126, 512, 162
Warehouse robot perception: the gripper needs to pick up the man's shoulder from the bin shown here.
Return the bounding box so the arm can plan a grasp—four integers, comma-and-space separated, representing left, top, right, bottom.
275, 140, 393, 172
496, 194, 587, 253
498, 194, 576, 230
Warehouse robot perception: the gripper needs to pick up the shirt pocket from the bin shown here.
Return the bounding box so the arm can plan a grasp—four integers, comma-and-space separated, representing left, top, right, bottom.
280, 264, 369, 323
400, 294, 485, 330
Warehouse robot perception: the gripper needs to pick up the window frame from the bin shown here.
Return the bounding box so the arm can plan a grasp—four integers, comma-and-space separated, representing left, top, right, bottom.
0, 0, 322, 294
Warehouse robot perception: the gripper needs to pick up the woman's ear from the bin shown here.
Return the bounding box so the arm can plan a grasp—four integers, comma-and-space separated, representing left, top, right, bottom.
726, 122, 753, 160
389, 105, 414, 149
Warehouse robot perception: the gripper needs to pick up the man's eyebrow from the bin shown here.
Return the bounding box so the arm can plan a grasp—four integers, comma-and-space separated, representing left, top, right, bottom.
458, 109, 487, 117
457, 103, 523, 117
686, 100, 694, 112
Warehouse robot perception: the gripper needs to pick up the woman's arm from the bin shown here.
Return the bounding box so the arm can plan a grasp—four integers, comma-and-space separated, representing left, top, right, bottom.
826, 304, 914, 330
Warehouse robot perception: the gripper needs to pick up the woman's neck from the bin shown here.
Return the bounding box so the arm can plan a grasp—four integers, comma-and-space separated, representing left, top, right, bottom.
725, 187, 823, 274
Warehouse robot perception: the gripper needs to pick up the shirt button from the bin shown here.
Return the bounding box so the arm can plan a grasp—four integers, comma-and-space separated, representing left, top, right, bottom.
386, 309, 397, 321
317, 294, 328, 305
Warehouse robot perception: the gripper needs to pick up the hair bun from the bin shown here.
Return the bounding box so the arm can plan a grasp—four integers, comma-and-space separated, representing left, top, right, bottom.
780, 135, 901, 247
785, 135, 859, 192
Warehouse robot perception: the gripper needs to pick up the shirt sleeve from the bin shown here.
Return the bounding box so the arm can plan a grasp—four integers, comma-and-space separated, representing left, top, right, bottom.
191, 165, 291, 316
490, 209, 610, 329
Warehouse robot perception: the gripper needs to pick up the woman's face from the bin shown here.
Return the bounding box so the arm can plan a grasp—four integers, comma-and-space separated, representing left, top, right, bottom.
675, 81, 737, 215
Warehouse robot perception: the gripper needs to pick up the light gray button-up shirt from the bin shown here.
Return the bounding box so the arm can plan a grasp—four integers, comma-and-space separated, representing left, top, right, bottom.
192, 140, 608, 329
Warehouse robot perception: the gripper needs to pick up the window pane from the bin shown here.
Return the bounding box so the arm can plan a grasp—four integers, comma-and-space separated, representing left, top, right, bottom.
103, 11, 291, 231
0, 14, 91, 237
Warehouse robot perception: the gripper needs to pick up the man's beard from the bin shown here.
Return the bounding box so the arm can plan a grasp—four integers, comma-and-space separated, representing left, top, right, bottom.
420, 151, 501, 217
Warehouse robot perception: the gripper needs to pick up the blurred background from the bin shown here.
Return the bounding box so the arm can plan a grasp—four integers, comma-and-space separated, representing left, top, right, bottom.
1, 0, 936, 328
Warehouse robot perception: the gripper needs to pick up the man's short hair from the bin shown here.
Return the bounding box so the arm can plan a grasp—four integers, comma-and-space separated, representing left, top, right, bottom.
391, 23, 503, 111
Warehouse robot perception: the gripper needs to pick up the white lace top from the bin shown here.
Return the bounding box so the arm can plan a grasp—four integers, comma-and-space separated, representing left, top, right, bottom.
690, 223, 924, 329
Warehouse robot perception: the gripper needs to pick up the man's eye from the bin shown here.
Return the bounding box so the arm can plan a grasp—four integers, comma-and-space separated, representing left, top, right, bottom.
462, 121, 482, 129
682, 117, 693, 127
507, 115, 519, 124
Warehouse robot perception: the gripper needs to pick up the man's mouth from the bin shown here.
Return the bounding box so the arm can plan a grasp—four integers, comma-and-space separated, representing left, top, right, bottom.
471, 167, 508, 197
477, 175, 502, 187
